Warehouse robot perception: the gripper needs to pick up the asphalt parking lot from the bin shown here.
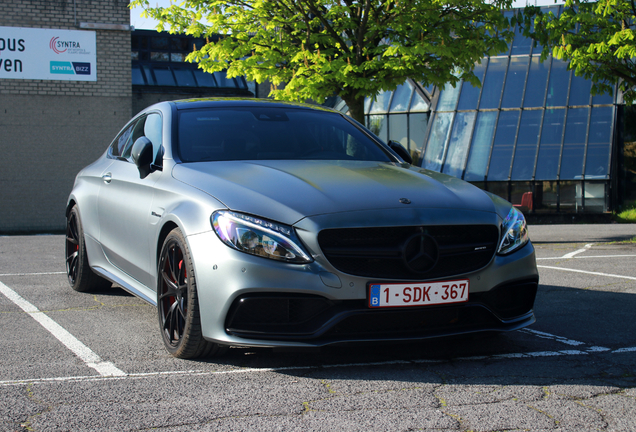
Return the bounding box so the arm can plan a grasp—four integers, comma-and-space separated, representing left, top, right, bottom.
0, 223, 635, 431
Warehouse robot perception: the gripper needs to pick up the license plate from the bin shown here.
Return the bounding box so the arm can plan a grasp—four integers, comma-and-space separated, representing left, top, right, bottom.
368, 279, 469, 308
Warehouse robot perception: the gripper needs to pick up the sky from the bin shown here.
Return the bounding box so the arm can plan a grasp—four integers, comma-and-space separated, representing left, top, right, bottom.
130, 0, 564, 30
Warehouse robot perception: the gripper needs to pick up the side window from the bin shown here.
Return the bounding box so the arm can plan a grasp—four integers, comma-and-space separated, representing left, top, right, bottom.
143, 113, 163, 164
108, 122, 136, 159
108, 113, 163, 163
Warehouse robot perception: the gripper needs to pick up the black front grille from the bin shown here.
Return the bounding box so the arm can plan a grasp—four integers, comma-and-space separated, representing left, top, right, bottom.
318, 225, 499, 279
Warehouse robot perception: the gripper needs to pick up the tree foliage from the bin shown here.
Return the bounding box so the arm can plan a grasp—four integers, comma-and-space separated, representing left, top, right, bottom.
523, 0, 636, 104
131, 0, 513, 123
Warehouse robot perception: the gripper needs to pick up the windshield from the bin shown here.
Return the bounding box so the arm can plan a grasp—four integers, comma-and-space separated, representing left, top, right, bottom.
177, 107, 392, 163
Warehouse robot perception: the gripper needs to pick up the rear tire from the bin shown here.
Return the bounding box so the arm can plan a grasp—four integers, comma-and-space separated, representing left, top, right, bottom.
157, 228, 226, 359
65, 206, 111, 293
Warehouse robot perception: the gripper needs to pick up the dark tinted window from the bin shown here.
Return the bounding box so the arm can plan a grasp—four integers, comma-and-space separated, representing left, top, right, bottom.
422, 112, 453, 171
501, 56, 529, 108
479, 57, 507, 109
585, 106, 613, 178
560, 108, 588, 180
457, 62, 486, 110
511, 110, 542, 180
535, 108, 566, 180
546, 59, 569, 107
487, 111, 520, 180
523, 56, 549, 107
443, 112, 476, 178
569, 75, 591, 106
177, 107, 392, 163
464, 111, 497, 181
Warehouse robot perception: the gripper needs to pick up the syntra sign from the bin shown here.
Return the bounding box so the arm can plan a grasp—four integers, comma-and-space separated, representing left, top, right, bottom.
0, 26, 96, 81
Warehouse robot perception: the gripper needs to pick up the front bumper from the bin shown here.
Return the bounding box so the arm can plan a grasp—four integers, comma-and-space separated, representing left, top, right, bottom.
187, 228, 539, 348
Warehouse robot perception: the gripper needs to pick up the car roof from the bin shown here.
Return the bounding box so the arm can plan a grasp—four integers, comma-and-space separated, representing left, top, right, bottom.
170, 97, 336, 113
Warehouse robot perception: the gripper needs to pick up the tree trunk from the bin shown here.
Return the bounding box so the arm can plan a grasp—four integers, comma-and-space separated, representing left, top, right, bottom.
341, 93, 366, 125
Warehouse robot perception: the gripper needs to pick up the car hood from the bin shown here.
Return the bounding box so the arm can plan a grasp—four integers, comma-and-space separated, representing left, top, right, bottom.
172, 160, 496, 225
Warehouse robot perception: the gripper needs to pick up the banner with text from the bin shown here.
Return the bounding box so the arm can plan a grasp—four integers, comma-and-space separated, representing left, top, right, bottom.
0, 26, 96, 81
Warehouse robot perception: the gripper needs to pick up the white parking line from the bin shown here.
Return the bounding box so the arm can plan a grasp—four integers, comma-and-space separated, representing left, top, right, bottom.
561, 244, 593, 258
521, 328, 586, 346
0, 281, 125, 377
0, 271, 66, 276
537, 265, 636, 281
1, 344, 634, 387
537, 254, 636, 260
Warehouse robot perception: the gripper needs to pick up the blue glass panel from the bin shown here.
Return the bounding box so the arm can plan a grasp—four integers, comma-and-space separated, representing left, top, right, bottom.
436, 83, 460, 111
560, 108, 589, 180
457, 62, 486, 111
370, 90, 392, 113
501, 56, 530, 109
487, 111, 520, 180
410, 113, 429, 164
193, 69, 217, 87
443, 112, 476, 178
173, 68, 196, 87
511, 110, 542, 180
368, 115, 388, 142
410, 90, 430, 112
523, 56, 549, 107
388, 114, 408, 146
546, 59, 569, 107
422, 112, 454, 171
532, 6, 560, 52
236, 77, 248, 89
364, 96, 372, 113
153, 66, 176, 86
479, 57, 508, 109
464, 111, 497, 181
511, 22, 532, 55
535, 109, 566, 180
585, 106, 613, 178
214, 71, 236, 88
569, 74, 591, 106
132, 65, 145, 85
389, 82, 413, 113
143, 65, 156, 85
592, 84, 615, 105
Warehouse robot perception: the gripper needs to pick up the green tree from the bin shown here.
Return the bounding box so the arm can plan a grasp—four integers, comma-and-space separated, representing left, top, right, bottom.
132, 0, 513, 123
522, 0, 636, 104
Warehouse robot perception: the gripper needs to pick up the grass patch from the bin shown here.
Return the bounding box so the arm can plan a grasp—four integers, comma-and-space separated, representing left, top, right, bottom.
613, 201, 636, 223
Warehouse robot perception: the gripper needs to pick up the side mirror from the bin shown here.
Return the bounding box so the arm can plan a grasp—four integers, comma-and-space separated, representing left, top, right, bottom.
388, 140, 413, 165
131, 137, 154, 178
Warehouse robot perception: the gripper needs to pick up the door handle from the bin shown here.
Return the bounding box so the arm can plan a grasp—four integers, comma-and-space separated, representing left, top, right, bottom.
102, 172, 112, 184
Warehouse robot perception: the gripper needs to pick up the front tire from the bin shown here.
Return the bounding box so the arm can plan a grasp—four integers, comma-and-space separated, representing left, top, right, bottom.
157, 228, 225, 359
65, 206, 111, 293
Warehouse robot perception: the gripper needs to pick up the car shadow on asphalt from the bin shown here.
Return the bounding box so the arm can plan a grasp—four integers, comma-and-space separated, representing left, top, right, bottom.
185, 283, 636, 380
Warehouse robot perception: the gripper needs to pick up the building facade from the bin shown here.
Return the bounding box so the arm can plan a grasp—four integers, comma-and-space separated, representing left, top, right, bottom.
331, 5, 635, 215
0, 0, 131, 232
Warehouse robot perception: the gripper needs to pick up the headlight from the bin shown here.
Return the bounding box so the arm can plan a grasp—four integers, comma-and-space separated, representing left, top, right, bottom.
211, 211, 312, 264
497, 207, 529, 255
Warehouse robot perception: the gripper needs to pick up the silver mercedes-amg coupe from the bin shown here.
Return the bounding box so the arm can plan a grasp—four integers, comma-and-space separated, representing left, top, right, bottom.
66, 98, 538, 359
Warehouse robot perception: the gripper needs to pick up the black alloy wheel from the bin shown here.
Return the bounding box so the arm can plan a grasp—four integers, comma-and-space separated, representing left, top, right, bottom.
157, 228, 225, 359
65, 206, 110, 292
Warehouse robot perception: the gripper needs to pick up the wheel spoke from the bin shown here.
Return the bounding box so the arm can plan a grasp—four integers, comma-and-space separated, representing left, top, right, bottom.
67, 214, 79, 244
169, 246, 180, 282
66, 251, 78, 282
160, 271, 179, 297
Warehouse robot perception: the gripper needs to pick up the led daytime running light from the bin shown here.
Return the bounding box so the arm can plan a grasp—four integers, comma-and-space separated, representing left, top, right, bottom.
498, 207, 529, 255
212, 211, 312, 264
